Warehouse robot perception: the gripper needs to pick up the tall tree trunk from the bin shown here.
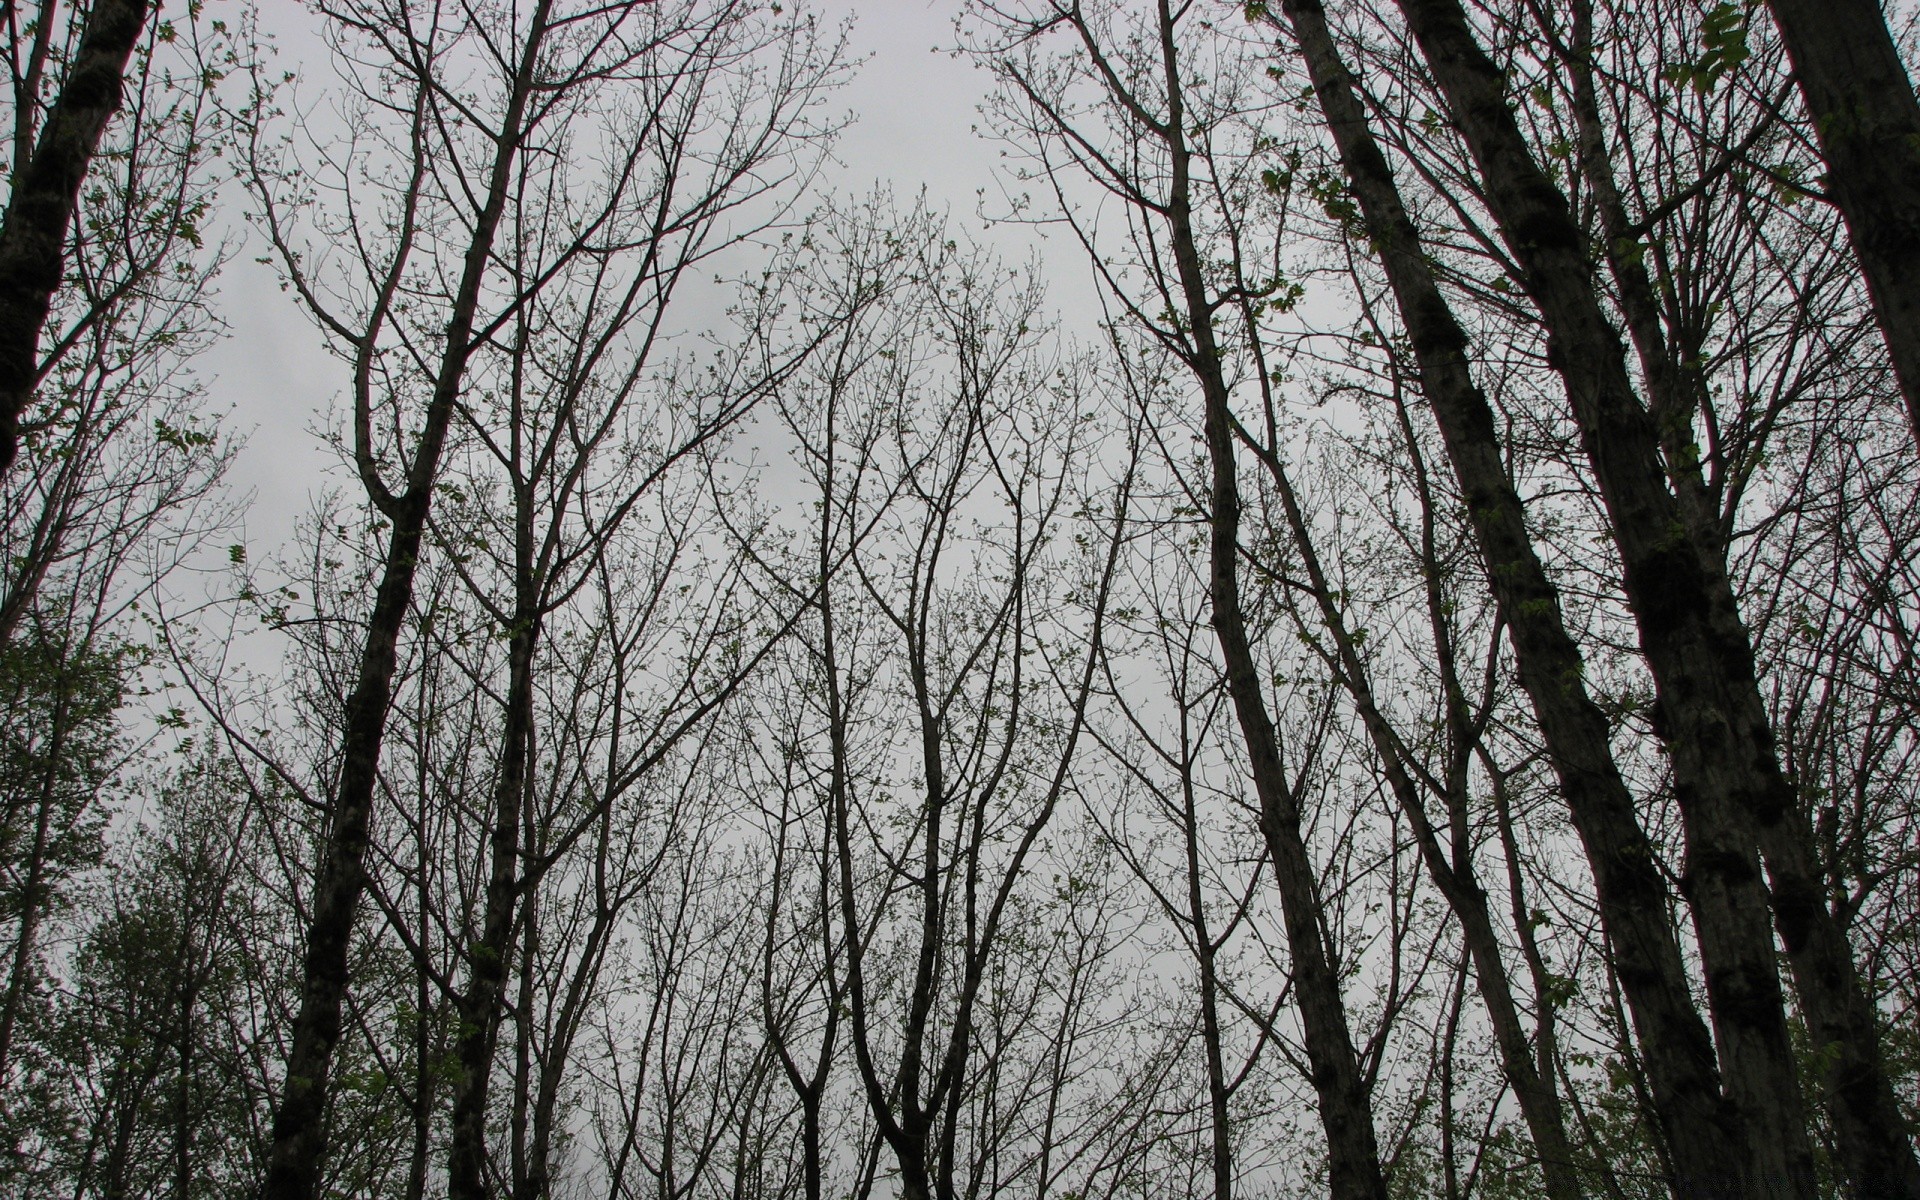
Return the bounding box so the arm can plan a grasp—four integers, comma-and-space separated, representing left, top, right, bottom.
516, 885, 616, 1200
1390, 3, 1853, 1197
446, 609, 537, 1200
510, 878, 539, 1196
1160, 3, 1389, 1186
1114, 4, 1394, 1193
1272, 5, 1753, 1196
260, 7, 553, 1195
405, 913, 433, 1200
0, 0, 149, 475
800, 1094, 824, 1200
1562, 11, 1920, 1195
260, 497, 446, 1200
1764, 0, 1920, 450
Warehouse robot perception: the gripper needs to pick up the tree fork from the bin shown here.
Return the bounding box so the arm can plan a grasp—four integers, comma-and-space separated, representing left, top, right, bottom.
260, 4, 555, 1194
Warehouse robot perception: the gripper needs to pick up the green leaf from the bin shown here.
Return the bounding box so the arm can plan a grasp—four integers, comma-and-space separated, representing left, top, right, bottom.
1664, 2, 1750, 93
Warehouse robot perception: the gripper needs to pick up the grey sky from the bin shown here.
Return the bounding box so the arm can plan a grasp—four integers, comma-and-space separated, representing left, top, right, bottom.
213, 0, 1050, 556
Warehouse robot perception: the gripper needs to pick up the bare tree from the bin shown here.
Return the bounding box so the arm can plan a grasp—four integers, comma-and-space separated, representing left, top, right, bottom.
747, 221, 1133, 1200
3, 5, 1914, 1200
240, 1, 849, 1193
970, 7, 1406, 1197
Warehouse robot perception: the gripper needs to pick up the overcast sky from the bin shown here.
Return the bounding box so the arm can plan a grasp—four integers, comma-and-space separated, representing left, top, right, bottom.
211, 0, 1060, 557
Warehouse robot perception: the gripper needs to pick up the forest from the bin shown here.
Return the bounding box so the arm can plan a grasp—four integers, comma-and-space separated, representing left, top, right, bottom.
0, 0, 1917, 1198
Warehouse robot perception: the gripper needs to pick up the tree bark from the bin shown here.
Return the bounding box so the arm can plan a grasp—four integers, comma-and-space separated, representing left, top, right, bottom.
1765, 0, 1920, 450
1389, 3, 1860, 1197
1562, 12, 1920, 1195
0, 0, 149, 475
446, 606, 537, 1200
259, 6, 553, 1196
1273, 4, 1754, 1196
1159, 2, 1389, 1188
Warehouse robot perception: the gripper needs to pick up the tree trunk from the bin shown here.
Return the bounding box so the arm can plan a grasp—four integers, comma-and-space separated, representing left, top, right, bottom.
446, 611, 537, 1200
260, 500, 442, 1200
0, 778, 54, 1085
1563, 12, 1920, 1195
1765, 0, 1920, 450
260, 8, 553, 1196
1239, 350, 1588, 1200
0, 0, 149, 475
1390, 3, 1834, 1197
1273, 5, 1754, 1196
1136, 5, 1391, 1195
1209, 380, 1388, 1200
1178, 112, 1392, 1200
517, 820, 629, 1200
1227, 264, 1588, 1200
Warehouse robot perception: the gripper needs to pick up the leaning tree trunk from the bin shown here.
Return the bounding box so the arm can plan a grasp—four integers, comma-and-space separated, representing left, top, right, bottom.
1198, 301, 1389, 1200
0, 0, 150, 475
1391, 2, 1914, 1197
260, 7, 554, 1197
1764, 0, 1920, 452
1159, 14, 1390, 1194
1395, 0, 1815, 1188
1562, 11, 1920, 1196
1272, 4, 1754, 1196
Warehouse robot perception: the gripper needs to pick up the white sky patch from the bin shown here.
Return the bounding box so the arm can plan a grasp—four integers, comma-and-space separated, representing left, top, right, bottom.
205, 1, 1102, 561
